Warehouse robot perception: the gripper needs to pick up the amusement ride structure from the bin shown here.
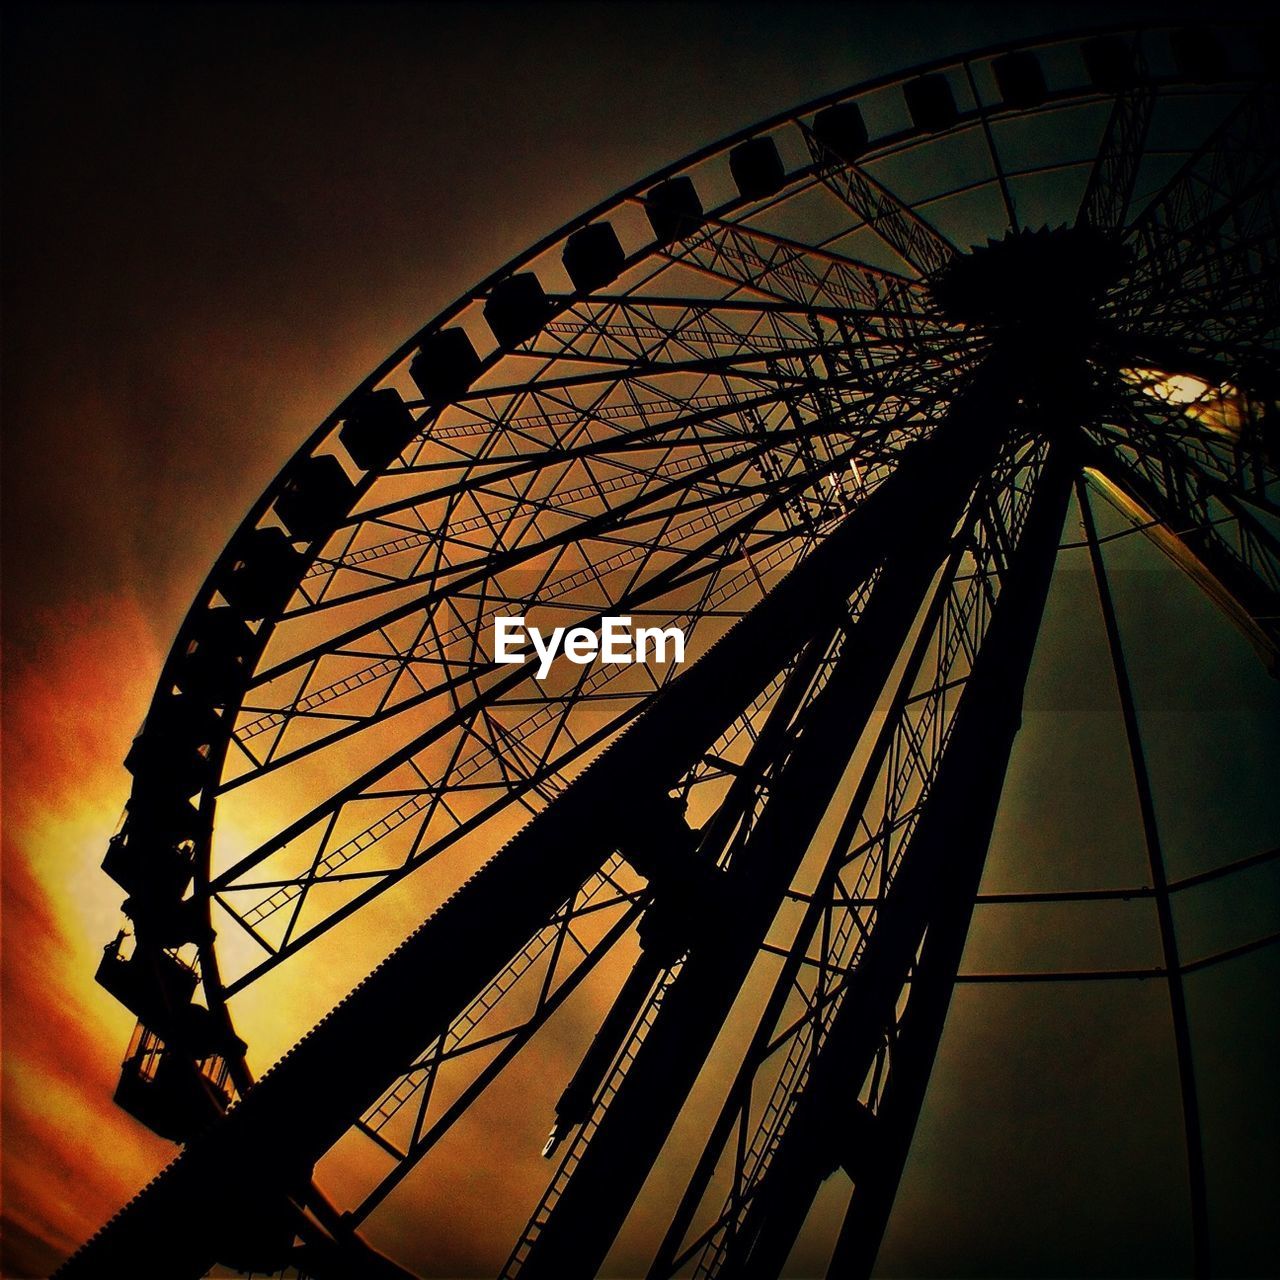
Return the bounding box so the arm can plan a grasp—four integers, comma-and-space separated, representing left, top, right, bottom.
60, 22, 1278, 1279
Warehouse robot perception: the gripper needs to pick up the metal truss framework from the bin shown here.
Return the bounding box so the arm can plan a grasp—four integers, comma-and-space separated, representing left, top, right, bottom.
65, 21, 1278, 1280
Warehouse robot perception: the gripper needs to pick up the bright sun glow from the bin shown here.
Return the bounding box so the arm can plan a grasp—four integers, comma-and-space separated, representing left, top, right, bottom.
1122, 366, 1259, 439
1156, 372, 1211, 404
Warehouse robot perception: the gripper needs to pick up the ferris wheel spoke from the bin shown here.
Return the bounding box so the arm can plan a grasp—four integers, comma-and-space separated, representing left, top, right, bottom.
658, 218, 934, 331
215, 472, 855, 888
307, 329, 976, 621
1117, 289, 1280, 352
802, 126, 955, 278
250, 359, 955, 700
215, 410, 951, 958
393, 367, 837, 487
509, 297, 964, 404
218, 529, 832, 971
211, 409, 965, 988
284, 431, 811, 621
1116, 91, 1279, 352
287, 365, 957, 624
302, 432, 777, 598
959, 58, 1018, 233
520, 294, 848, 372
1120, 213, 1280, 321
1107, 376, 1278, 496
1081, 421, 1280, 669
1120, 295, 1280, 379
1126, 170, 1280, 311
304, 438, 747, 591
1076, 70, 1154, 237
460, 319, 970, 420
413, 382, 785, 445
417, 331, 852, 408
1090, 399, 1278, 515
1124, 85, 1279, 268
1100, 396, 1280, 506
245, 419, 889, 714
347, 332, 973, 534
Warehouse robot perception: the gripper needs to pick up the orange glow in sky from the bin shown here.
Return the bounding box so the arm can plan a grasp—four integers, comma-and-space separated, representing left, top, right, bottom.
1, 596, 175, 1270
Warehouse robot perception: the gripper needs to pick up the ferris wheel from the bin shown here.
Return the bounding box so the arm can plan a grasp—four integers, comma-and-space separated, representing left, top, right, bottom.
62, 21, 1278, 1279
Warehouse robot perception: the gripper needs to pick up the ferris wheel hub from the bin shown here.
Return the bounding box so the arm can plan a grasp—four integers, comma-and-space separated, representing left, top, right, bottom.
929, 225, 1130, 332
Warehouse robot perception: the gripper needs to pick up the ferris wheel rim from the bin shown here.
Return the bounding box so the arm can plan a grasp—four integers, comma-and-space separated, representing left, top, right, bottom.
101, 18, 1277, 1206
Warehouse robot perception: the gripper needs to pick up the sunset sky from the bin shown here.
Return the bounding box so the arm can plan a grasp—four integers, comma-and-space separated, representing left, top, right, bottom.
2, 2, 1277, 1277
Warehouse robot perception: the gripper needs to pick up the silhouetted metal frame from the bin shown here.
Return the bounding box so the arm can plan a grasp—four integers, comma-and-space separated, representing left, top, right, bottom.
68, 19, 1279, 1280
109, 22, 1269, 1088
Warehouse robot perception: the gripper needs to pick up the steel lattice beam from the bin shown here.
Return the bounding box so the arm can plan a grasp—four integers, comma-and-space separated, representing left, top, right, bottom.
55, 393, 995, 1280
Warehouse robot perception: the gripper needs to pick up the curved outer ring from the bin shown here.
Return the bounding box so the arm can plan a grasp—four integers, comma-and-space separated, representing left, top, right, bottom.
124, 19, 1265, 1093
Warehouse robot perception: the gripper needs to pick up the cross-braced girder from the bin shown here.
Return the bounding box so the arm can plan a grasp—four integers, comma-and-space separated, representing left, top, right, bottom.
68, 21, 1280, 1280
